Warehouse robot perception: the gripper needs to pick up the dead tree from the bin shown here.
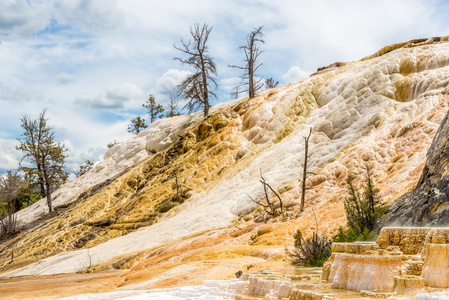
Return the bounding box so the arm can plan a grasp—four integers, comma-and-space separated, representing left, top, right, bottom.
300, 127, 313, 212
0, 170, 26, 236
229, 26, 264, 99
247, 170, 285, 220
172, 166, 188, 201
174, 23, 217, 117
166, 97, 180, 117
231, 86, 240, 100
265, 78, 279, 89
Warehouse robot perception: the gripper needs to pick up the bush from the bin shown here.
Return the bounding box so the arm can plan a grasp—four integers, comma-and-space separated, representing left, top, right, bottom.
0, 212, 20, 237
287, 229, 332, 267
335, 167, 388, 242
333, 225, 376, 242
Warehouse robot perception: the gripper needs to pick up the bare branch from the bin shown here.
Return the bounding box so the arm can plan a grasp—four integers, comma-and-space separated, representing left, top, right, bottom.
300, 127, 313, 212
174, 23, 217, 117
229, 26, 265, 99
247, 170, 286, 220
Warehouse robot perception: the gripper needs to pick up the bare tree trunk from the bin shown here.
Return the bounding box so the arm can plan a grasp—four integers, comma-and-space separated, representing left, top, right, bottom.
42, 163, 53, 213
37, 163, 46, 198
300, 128, 312, 212
200, 55, 209, 117
175, 23, 217, 117
46, 181, 53, 213
248, 51, 254, 99
203, 101, 210, 117
229, 26, 264, 100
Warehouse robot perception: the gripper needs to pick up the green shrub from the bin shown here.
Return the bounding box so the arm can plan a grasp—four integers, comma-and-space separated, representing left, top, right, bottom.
287, 229, 332, 267
335, 167, 388, 242
333, 225, 376, 242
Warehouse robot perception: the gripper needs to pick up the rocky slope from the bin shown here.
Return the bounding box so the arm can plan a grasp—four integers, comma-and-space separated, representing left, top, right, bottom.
1, 37, 449, 295
388, 102, 449, 226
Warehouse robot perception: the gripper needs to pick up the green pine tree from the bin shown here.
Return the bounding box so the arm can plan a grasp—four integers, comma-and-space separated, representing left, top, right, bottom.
143, 94, 165, 123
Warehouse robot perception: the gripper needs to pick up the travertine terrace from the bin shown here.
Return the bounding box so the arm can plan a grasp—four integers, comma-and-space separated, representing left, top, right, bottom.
223, 227, 449, 299
323, 227, 449, 294
2, 37, 449, 298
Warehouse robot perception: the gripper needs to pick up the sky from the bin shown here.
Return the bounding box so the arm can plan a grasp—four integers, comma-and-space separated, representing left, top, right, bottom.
1, 0, 449, 175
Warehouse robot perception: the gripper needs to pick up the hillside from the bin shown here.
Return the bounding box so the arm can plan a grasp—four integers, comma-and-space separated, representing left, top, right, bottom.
1, 36, 449, 297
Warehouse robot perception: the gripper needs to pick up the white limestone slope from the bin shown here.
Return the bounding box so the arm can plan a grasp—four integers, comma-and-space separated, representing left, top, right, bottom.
5, 41, 449, 276
15, 100, 240, 226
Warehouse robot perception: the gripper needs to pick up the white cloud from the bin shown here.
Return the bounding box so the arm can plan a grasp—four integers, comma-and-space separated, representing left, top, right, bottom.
281, 66, 310, 84
0, 0, 50, 37
220, 77, 242, 91
0, 82, 41, 102
263, 0, 447, 73
64, 139, 106, 175
57, 73, 76, 85
75, 83, 146, 110
150, 69, 192, 104
2, 0, 449, 176
53, 0, 123, 31
220, 77, 246, 99
0, 138, 20, 173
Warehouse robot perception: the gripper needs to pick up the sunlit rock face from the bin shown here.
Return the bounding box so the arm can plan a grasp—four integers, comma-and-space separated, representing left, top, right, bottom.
329, 253, 402, 291
388, 102, 449, 226
326, 246, 403, 292
14, 113, 199, 226
416, 293, 449, 300
393, 276, 425, 295
3, 37, 449, 277
377, 227, 449, 289
377, 227, 449, 254
421, 243, 449, 288
325, 227, 449, 293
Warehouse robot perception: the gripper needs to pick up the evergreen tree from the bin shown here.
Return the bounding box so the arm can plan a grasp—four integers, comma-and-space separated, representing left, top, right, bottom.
128, 116, 148, 134
336, 166, 388, 242
107, 140, 120, 149
143, 94, 165, 123
16, 109, 68, 213
76, 160, 94, 177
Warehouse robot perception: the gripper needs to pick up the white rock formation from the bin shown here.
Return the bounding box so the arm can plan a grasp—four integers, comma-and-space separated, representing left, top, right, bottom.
5, 41, 449, 277
416, 293, 449, 300
328, 253, 402, 291
14, 102, 236, 226
421, 243, 449, 288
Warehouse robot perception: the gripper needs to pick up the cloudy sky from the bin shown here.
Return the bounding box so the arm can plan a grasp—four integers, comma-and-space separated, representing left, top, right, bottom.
1, 0, 449, 175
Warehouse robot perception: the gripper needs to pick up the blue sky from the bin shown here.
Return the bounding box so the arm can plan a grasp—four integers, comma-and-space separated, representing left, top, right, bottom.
1, 0, 449, 175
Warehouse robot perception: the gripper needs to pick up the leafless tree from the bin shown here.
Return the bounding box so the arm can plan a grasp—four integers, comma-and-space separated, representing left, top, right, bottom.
0, 170, 26, 236
229, 26, 264, 99
247, 170, 285, 220
300, 127, 314, 212
172, 166, 188, 201
174, 23, 217, 117
231, 86, 240, 99
166, 97, 180, 118
265, 78, 279, 89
